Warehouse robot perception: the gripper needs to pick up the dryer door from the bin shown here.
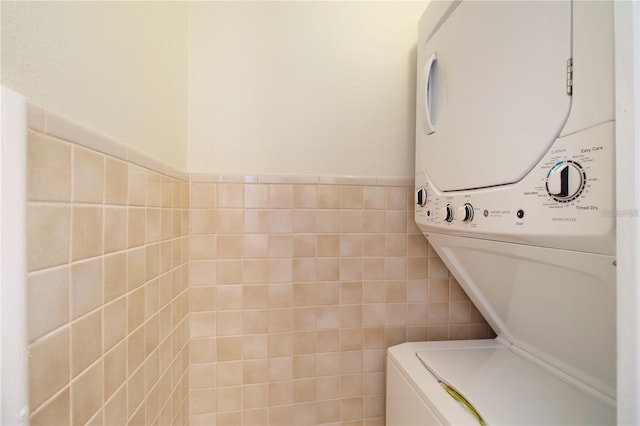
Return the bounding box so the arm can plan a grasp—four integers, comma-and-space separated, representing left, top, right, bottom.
417, 1, 572, 192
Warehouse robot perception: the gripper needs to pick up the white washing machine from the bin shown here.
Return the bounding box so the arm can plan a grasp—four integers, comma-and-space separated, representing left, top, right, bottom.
387, 1, 616, 424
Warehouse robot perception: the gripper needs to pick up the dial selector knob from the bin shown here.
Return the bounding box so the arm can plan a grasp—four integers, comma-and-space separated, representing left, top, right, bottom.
415, 187, 427, 207
546, 161, 586, 202
457, 203, 474, 222
444, 204, 454, 222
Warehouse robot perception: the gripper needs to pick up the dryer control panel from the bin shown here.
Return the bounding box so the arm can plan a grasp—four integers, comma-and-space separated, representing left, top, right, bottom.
415, 122, 616, 255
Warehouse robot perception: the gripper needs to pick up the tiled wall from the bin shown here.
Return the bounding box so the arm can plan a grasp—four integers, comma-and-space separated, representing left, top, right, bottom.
24, 104, 492, 426
26, 125, 191, 425
188, 177, 493, 425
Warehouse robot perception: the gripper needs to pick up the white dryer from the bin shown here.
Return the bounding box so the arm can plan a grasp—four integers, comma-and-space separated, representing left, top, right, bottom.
387, 1, 616, 424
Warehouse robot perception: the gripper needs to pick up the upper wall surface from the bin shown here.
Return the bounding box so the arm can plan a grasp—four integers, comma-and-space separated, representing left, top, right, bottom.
1, 1, 188, 171
1, 1, 427, 177
188, 1, 428, 177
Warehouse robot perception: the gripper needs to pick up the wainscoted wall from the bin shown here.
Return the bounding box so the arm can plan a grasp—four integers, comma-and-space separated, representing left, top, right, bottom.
188, 176, 493, 425
25, 107, 191, 425
24, 104, 491, 426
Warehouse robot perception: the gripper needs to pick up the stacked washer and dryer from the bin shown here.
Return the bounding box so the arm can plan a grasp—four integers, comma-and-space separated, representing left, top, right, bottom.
387, 1, 616, 424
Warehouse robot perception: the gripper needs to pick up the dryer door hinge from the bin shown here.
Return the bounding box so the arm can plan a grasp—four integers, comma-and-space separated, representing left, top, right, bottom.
566, 58, 573, 96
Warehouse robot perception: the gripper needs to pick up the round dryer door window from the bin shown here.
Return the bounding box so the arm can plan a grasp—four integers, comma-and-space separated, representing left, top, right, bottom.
417, 1, 572, 192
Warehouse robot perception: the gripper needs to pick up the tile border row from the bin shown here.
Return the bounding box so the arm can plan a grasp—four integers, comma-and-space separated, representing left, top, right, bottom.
189, 173, 414, 187
27, 102, 189, 182
27, 103, 414, 187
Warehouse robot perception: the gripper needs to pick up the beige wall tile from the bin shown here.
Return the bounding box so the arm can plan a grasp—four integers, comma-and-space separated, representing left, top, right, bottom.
217, 360, 242, 387
190, 388, 217, 415
217, 260, 243, 284
216, 386, 242, 412
408, 234, 429, 256
128, 327, 146, 375
269, 184, 293, 209
147, 173, 163, 208
30, 386, 70, 426
316, 210, 340, 233
318, 399, 340, 423
103, 297, 126, 351
294, 401, 317, 425
385, 203, 407, 229
73, 146, 104, 203
27, 204, 70, 271
189, 338, 217, 363
128, 207, 146, 249
103, 252, 127, 303
127, 286, 145, 333
218, 183, 244, 208
127, 166, 148, 207
217, 336, 243, 361
269, 405, 294, 424
244, 184, 268, 209
103, 384, 127, 426
363, 187, 385, 210
190, 209, 217, 234
72, 206, 103, 261
70, 258, 102, 319
103, 207, 127, 254
127, 364, 145, 418
293, 235, 316, 257
216, 285, 243, 311
340, 186, 363, 209
71, 310, 102, 376
103, 340, 126, 400
105, 157, 128, 205
341, 210, 363, 233
317, 234, 339, 257
28, 132, 71, 202
27, 266, 69, 342
190, 286, 216, 312
408, 279, 429, 303
293, 185, 317, 209
363, 210, 385, 233
217, 235, 243, 259
71, 360, 103, 425
146, 208, 161, 243
243, 383, 268, 409
127, 247, 147, 290
218, 209, 244, 234
29, 327, 70, 409
268, 333, 293, 357
316, 330, 339, 354
385, 187, 407, 210
191, 235, 217, 260
269, 210, 292, 234
191, 183, 217, 209
317, 186, 340, 209
145, 243, 160, 281
293, 354, 316, 379
341, 281, 362, 305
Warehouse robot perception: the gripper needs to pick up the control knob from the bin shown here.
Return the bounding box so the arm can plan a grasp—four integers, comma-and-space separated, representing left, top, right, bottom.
444, 204, 454, 222
457, 203, 474, 222
546, 161, 586, 202
415, 187, 427, 207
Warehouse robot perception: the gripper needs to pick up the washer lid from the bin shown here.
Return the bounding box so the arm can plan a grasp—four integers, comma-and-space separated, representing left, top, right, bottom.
417, 1, 572, 192
416, 346, 615, 425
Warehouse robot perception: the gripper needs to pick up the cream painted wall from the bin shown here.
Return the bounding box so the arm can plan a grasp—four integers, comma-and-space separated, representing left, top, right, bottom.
188, 1, 428, 177
1, 1, 188, 171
